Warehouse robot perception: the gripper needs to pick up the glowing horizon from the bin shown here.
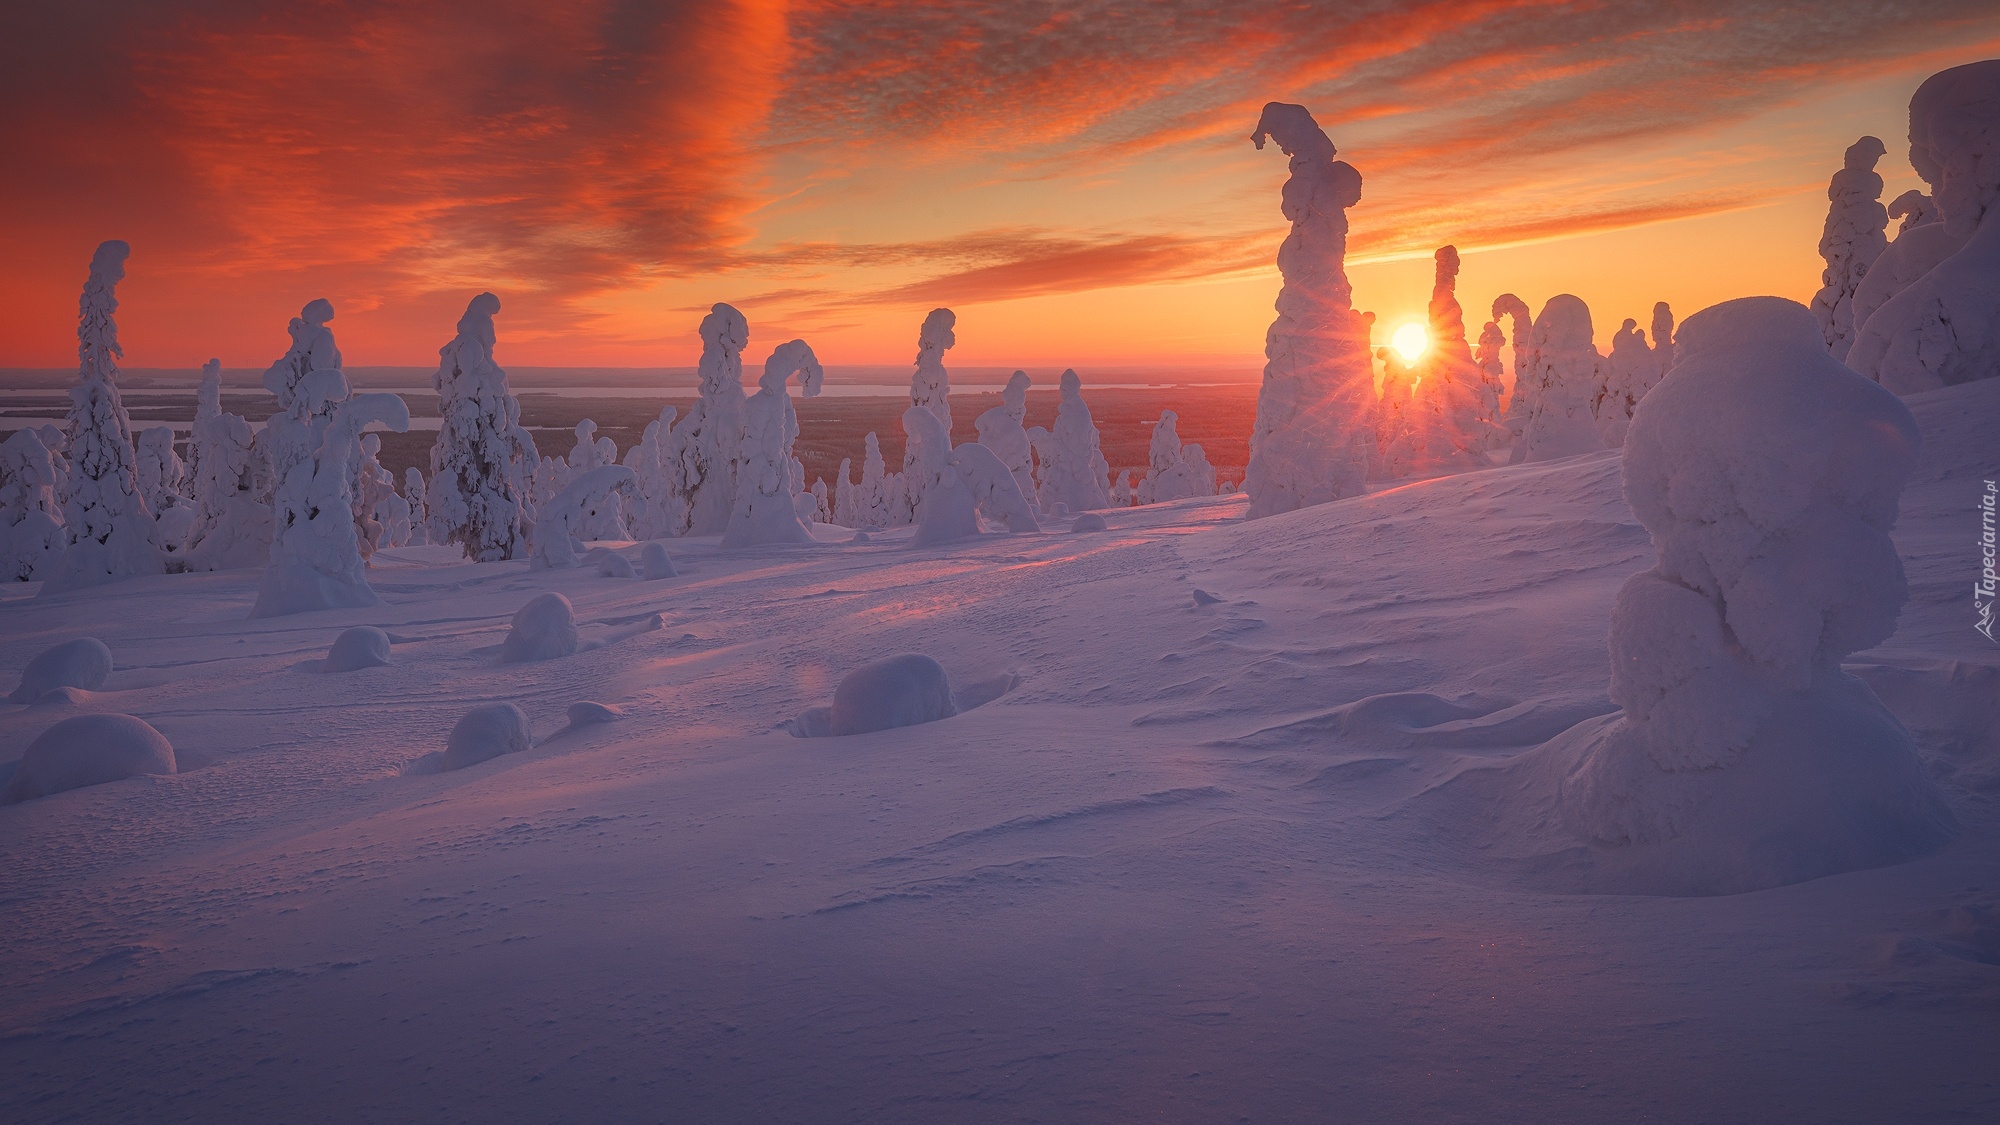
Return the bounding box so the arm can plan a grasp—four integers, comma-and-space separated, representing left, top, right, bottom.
2, 3, 1995, 373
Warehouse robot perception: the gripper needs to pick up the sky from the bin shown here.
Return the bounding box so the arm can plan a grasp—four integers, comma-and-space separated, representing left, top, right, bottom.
1, 1, 1996, 374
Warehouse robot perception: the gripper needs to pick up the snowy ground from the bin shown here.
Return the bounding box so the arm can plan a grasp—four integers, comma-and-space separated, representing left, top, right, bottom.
1, 380, 1995, 1123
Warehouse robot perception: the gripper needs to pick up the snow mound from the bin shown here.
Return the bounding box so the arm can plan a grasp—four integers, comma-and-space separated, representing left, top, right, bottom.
322, 626, 391, 672
10, 638, 114, 703
592, 550, 636, 579
441, 703, 532, 771
2, 713, 175, 804
1444, 297, 1954, 895
566, 701, 624, 728
638, 541, 677, 579
1071, 513, 1107, 533
795, 654, 960, 737
850, 530, 872, 544
500, 593, 578, 664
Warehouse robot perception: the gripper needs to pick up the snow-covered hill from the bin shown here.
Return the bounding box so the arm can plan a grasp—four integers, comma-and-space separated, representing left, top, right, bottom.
1, 379, 1995, 1124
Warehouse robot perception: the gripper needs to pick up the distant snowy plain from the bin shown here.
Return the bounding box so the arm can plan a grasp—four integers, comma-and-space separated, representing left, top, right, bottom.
0, 378, 1994, 1123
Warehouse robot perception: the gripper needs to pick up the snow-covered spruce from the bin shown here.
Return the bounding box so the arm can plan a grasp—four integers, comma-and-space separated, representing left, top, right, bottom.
792, 653, 959, 737
41, 241, 163, 594
905, 408, 1040, 548
1492, 293, 1535, 447
1, 428, 66, 581
183, 358, 270, 571
1888, 188, 1939, 236
9, 637, 114, 703
441, 702, 532, 771
500, 592, 578, 664
845, 432, 893, 529
1595, 305, 1674, 449
1405, 245, 1495, 472
1034, 369, 1111, 514
322, 626, 392, 672
2, 713, 175, 805
401, 468, 429, 546
1810, 136, 1890, 357
623, 405, 684, 539
1137, 410, 1217, 503
263, 298, 340, 412
252, 377, 411, 617
353, 433, 398, 558
974, 370, 1037, 506
1540, 297, 1953, 894
565, 421, 628, 541
1509, 295, 1606, 464
427, 293, 539, 562
722, 341, 825, 548
900, 309, 957, 522
668, 304, 750, 537
133, 427, 184, 523
532, 466, 637, 570
1244, 103, 1376, 518
1848, 60, 2000, 393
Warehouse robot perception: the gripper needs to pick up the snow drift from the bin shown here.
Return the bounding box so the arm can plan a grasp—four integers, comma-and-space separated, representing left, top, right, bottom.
9, 637, 114, 703
2, 713, 175, 804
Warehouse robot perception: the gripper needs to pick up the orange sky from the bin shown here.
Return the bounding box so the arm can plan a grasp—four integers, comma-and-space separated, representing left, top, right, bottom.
1, 2, 1995, 373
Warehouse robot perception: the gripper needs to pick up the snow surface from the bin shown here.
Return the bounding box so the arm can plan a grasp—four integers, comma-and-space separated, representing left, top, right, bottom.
1, 368, 1996, 1121
3, 713, 174, 805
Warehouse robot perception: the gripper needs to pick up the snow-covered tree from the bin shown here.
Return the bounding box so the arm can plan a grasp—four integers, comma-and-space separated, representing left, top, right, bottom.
668, 303, 750, 537
1, 429, 65, 581
1474, 320, 1507, 430
1848, 60, 2000, 393
40, 240, 164, 595
402, 468, 429, 546
1137, 409, 1217, 503
974, 370, 1036, 506
532, 466, 636, 570
184, 358, 269, 571
1549, 297, 1948, 882
904, 406, 1038, 547
621, 406, 678, 539
1035, 369, 1112, 514
901, 308, 957, 522
1510, 295, 1606, 464
562, 420, 627, 540
722, 340, 825, 548
426, 292, 539, 561
1492, 293, 1534, 447
263, 299, 340, 412
353, 432, 397, 558
252, 372, 411, 617
845, 432, 893, 528
132, 427, 183, 520
1244, 103, 1376, 517
1810, 136, 1891, 357
1888, 189, 1939, 235
1405, 245, 1495, 470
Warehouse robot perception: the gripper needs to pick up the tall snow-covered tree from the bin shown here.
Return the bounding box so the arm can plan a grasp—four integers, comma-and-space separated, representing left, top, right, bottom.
1511, 295, 1606, 464
901, 308, 957, 522
1492, 293, 1534, 447
40, 240, 164, 595
1809, 136, 1890, 357
974, 370, 1036, 505
722, 340, 825, 548
669, 303, 750, 537
184, 358, 270, 571
1035, 369, 1112, 514
1244, 103, 1375, 517
426, 292, 539, 561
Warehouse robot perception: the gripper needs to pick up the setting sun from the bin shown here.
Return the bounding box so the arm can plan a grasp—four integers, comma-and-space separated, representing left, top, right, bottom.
1390, 321, 1429, 363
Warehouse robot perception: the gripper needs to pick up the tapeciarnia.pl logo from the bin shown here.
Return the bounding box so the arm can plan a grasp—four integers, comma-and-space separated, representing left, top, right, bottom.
1978, 479, 1997, 643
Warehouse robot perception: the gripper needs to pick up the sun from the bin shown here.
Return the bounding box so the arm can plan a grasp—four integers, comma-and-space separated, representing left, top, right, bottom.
1390, 322, 1429, 364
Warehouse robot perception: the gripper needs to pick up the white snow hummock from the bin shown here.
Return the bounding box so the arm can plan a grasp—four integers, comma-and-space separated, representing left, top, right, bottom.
500, 593, 579, 664
1481, 297, 1954, 895
1509, 295, 1607, 464
532, 466, 637, 570
1810, 136, 1890, 357
639, 541, 678, 579
1034, 370, 1111, 515
2, 713, 175, 804
721, 340, 825, 548
793, 653, 959, 737
1244, 103, 1376, 518
322, 626, 392, 672
441, 703, 532, 771
427, 293, 539, 562
40, 241, 164, 594
9, 637, 114, 703
1847, 60, 2000, 393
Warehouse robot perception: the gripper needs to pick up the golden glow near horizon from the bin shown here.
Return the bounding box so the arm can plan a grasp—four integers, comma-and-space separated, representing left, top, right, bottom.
1389, 322, 1429, 365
